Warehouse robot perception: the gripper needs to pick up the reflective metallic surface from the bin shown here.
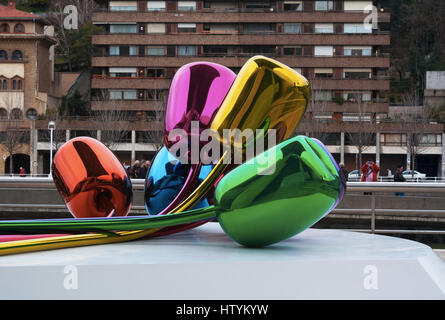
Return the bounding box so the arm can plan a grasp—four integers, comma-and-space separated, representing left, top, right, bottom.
52, 137, 133, 218
155, 62, 235, 216
144, 146, 213, 215
0, 136, 342, 250
0, 57, 317, 254
215, 136, 341, 247
164, 62, 236, 153
210, 56, 310, 156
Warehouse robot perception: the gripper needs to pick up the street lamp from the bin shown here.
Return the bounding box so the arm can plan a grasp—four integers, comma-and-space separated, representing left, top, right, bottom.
48, 121, 56, 176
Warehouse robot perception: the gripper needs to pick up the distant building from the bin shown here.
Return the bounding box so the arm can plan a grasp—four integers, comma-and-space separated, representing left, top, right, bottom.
90, 0, 393, 166
0, 0, 57, 174
424, 71, 445, 108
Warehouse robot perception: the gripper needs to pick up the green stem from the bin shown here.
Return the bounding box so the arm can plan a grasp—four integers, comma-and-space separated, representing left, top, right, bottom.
0, 206, 217, 234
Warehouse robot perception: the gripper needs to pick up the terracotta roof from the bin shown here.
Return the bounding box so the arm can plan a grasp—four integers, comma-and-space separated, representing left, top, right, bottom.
0, 4, 40, 20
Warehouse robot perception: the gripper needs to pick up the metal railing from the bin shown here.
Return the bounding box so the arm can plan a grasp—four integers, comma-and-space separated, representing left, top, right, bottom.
0, 179, 444, 236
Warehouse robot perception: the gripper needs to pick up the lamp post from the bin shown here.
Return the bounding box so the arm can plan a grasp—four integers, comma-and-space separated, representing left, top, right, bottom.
48, 121, 55, 176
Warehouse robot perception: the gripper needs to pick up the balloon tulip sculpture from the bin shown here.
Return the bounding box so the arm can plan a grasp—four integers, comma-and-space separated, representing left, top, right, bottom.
0, 56, 345, 255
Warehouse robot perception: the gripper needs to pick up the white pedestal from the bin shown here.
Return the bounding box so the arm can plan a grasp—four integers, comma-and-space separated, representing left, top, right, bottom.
0, 223, 444, 300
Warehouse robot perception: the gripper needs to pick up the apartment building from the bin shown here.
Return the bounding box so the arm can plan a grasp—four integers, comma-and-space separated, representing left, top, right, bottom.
0, 0, 56, 174
89, 0, 445, 176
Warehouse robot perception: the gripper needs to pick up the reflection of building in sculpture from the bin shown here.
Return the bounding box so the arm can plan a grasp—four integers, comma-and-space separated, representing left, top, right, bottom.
0, 1, 56, 174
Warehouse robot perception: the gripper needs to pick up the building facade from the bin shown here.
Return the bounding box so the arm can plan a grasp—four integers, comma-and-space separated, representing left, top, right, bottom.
0, 0, 56, 174
34, 0, 445, 177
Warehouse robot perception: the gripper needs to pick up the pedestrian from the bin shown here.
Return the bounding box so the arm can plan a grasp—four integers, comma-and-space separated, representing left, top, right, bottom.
131, 160, 141, 179
339, 163, 349, 182
139, 160, 148, 180
387, 168, 392, 177
361, 160, 379, 195
19, 167, 25, 177
394, 164, 406, 196
361, 161, 380, 182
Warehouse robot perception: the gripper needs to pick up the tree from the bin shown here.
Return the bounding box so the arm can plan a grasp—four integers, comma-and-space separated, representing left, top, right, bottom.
48, 1, 100, 72
389, 0, 445, 101
59, 90, 89, 117
343, 93, 377, 172
304, 85, 333, 144
396, 91, 431, 177
140, 109, 165, 152
2, 121, 27, 175
89, 91, 130, 151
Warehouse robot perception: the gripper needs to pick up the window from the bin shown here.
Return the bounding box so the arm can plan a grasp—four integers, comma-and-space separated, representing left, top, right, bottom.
17, 79, 22, 90
344, 24, 372, 34
147, 89, 167, 101
123, 90, 137, 100
283, 46, 302, 56
380, 133, 406, 146
284, 1, 302, 11
10, 108, 23, 120
146, 47, 166, 56
343, 92, 372, 102
314, 46, 333, 56
110, 24, 137, 33
314, 68, 333, 78
109, 67, 137, 78
244, 1, 273, 10
147, 1, 166, 11
0, 50, 7, 60
109, 45, 119, 56
344, 1, 372, 11
0, 108, 7, 120
315, 24, 334, 34
314, 91, 332, 101
244, 23, 275, 34
203, 45, 235, 56
203, 23, 237, 34
146, 24, 166, 34
177, 45, 196, 56
146, 68, 165, 78
0, 23, 9, 33
178, 1, 196, 11
109, 1, 137, 11
109, 90, 122, 100
420, 134, 442, 146
12, 80, 16, 90
315, 1, 333, 11
2, 79, 7, 90
242, 45, 276, 55
343, 114, 372, 123
14, 23, 24, 33
177, 23, 196, 33
343, 68, 372, 79
12, 50, 22, 61
283, 23, 302, 34
26, 108, 38, 120
109, 45, 137, 56
344, 46, 372, 56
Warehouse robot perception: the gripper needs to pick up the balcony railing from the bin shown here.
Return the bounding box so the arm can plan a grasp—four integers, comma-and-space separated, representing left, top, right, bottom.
94, 8, 389, 14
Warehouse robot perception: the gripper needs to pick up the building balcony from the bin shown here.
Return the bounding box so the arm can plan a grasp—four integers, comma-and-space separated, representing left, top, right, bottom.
92, 11, 390, 24
307, 101, 389, 113
92, 33, 390, 46
311, 79, 390, 91
92, 77, 171, 89
91, 100, 165, 111
92, 55, 390, 69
